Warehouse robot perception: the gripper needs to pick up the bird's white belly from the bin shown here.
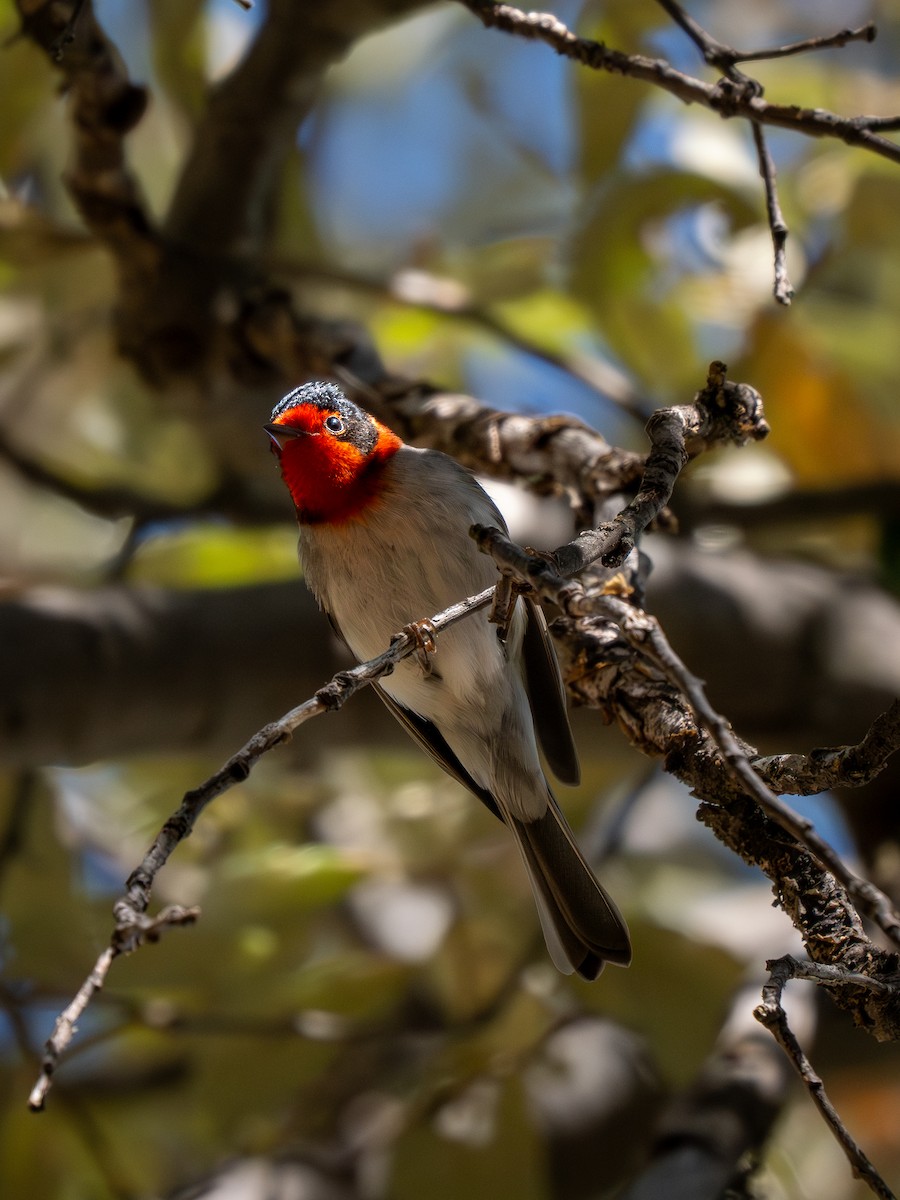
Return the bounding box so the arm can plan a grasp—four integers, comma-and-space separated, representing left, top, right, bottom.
303, 508, 508, 723
295, 445, 546, 813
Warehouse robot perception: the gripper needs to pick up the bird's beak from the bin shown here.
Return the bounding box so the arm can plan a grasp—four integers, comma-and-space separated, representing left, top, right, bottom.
264, 422, 306, 453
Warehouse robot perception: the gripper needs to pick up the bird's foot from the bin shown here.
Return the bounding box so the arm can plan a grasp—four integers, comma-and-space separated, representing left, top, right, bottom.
489, 572, 534, 644
398, 618, 438, 676
490, 574, 516, 641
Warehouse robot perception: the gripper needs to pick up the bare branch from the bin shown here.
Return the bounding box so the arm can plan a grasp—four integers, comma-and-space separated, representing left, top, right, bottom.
477, 523, 900, 950
48, 0, 87, 58
775, 958, 898, 996
0, 425, 286, 526
736, 24, 876, 65
16, 0, 899, 400
605, 593, 900, 948
754, 702, 900, 795
653, 0, 730, 63
459, 3, 900, 166
755, 957, 898, 1200
373, 385, 649, 502
27, 584, 494, 1107
550, 361, 769, 577
458, 0, 889, 314
656, 2, 796, 304
620, 983, 798, 1200
15, 0, 159, 286
854, 115, 900, 132
654, 0, 875, 68
751, 122, 794, 305
4, 555, 896, 770
164, 0, 429, 256
26, 361, 900, 1112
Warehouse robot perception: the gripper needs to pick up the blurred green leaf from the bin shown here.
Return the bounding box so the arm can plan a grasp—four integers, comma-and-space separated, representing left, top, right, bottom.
223, 842, 369, 908
128, 524, 298, 587
570, 168, 759, 386
493, 288, 596, 351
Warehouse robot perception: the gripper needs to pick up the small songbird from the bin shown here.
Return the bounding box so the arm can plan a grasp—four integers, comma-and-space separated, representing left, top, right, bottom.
266, 381, 631, 979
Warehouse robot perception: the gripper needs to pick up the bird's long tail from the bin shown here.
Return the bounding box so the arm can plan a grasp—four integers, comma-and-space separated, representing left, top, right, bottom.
511, 798, 631, 980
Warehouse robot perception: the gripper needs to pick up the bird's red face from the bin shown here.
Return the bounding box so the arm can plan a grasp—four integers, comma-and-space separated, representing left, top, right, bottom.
266, 383, 401, 525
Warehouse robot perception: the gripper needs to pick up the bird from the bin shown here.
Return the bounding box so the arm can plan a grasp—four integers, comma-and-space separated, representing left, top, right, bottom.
265, 380, 631, 979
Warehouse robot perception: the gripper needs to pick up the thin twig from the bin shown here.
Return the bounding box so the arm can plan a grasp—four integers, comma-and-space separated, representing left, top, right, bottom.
736, 24, 876, 64
29, 947, 117, 1111
656, 0, 799, 306
751, 121, 794, 305
755, 957, 898, 1200
654, 0, 730, 64
654, 0, 874, 68
28, 584, 495, 1108
853, 115, 900, 131
460, 3, 900, 165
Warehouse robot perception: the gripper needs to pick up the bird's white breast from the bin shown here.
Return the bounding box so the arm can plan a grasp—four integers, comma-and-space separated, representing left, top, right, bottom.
298, 447, 521, 732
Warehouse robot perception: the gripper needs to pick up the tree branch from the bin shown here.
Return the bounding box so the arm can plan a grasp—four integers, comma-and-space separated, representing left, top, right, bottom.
15, 0, 159, 290
164, 0, 429, 256
3, 548, 897, 770
22, 361, 770, 1100
459, 3, 900, 165
0, 582, 346, 767
18, 0, 900, 397
755, 956, 897, 1200
0, 425, 286, 526
460, 0, 892, 305
476, 523, 900, 952
547, 361, 769, 575
26, 360, 900, 1116
349, 379, 650, 504
654, 0, 875, 69
753, 702, 900, 795
751, 120, 793, 305
654, 0, 802, 305
27, 584, 494, 1108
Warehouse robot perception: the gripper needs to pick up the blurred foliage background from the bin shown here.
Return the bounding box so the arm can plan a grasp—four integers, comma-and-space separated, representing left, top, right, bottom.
1, 0, 900, 1197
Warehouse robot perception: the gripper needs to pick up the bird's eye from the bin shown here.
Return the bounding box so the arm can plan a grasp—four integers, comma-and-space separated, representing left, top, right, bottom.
324, 415, 345, 435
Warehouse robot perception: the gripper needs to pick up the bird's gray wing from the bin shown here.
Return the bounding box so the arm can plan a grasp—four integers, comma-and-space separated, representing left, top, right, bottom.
373, 684, 502, 821
521, 596, 580, 786
322, 603, 500, 816
377, 683, 631, 980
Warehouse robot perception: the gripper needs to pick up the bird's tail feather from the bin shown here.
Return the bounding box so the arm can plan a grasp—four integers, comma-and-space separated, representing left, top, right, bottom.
511, 799, 631, 981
